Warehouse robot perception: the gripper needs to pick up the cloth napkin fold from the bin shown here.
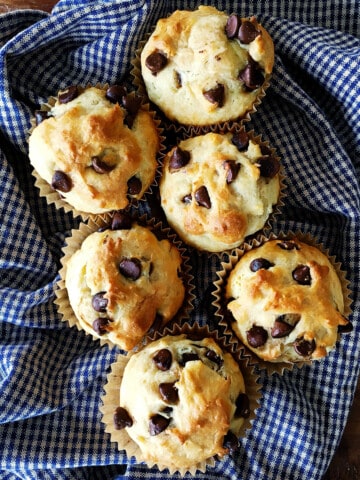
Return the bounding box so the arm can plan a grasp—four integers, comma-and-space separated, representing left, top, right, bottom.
0, 1, 359, 479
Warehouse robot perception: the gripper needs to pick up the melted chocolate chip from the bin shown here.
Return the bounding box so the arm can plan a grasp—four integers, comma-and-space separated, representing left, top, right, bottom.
153, 349, 172, 371
159, 382, 179, 404
294, 337, 316, 357
105, 85, 127, 104
250, 257, 274, 272
179, 352, 199, 366
238, 20, 260, 44
246, 325, 268, 348
58, 86, 78, 104
182, 194, 192, 204
149, 414, 170, 435
127, 176, 142, 195
145, 51, 168, 75
271, 313, 301, 338
113, 406, 133, 430
92, 317, 111, 335
111, 211, 132, 230
257, 156, 280, 178
35, 110, 50, 125
239, 58, 264, 90
338, 322, 353, 333
223, 431, 239, 454
231, 131, 249, 152
235, 393, 250, 418
169, 146, 190, 170
205, 349, 223, 367
292, 265, 311, 285
92, 292, 108, 312
194, 186, 211, 209
225, 14, 241, 39
203, 83, 225, 107
119, 257, 142, 280
223, 160, 241, 184
51, 170, 72, 193
91, 156, 115, 174
277, 240, 299, 251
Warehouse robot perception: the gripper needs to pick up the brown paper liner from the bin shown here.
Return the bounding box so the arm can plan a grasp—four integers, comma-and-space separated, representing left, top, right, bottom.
100, 322, 261, 475
212, 231, 353, 375
28, 84, 165, 222
131, 35, 271, 136
54, 212, 195, 350
157, 124, 286, 259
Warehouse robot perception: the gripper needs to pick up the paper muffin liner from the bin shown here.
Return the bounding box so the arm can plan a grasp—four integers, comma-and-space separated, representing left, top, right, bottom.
54, 210, 195, 350
132, 39, 271, 137
156, 124, 285, 259
28, 83, 166, 222
212, 231, 353, 375
100, 322, 261, 475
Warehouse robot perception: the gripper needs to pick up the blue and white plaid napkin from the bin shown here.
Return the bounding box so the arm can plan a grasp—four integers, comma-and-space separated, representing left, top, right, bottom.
0, 1, 359, 479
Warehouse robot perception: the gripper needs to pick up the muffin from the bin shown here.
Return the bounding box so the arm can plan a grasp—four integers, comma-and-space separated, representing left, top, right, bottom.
28, 85, 161, 216
61, 213, 187, 350
140, 6, 274, 127
159, 129, 281, 253
102, 330, 259, 473
222, 237, 352, 364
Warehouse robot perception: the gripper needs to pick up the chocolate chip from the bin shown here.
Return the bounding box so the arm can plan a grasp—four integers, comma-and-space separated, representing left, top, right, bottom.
205, 349, 223, 367
113, 406, 133, 430
338, 322, 353, 334
194, 186, 211, 209
271, 313, 300, 338
277, 240, 299, 251
232, 131, 250, 153
122, 94, 142, 115
292, 265, 311, 285
111, 211, 132, 230
148, 313, 163, 334
169, 146, 190, 170
250, 257, 274, 272
92, 317, 111, 335
149, 414, 170, 435
235, 393, 250, 418
92, 292, 108, 312
182, 194, 192, 204
161, 406, 173, 415
91, 156, 115, 174
51, 170, 72, 193
174, 70, 182, 88
35, 110, 50, 125
145, 51, 168, 75
203, 83, 225, 107
294, 337, 316, 357
257, 156, 280, 178
105, 85, 127, 104
225, 14, 241, 39
119, 257, 142, 280
223, 431, 239, 454
179, 352, 199, 366
58, 85, 78, 104
246, 325, 268, 348
127, 176, 142, 195
153, 349, 172, 371
223, 160, 241, 184
238, 20, 260, 44
260, 145, 273, 156
159, 382, 179, 404
239, 58, 264, 90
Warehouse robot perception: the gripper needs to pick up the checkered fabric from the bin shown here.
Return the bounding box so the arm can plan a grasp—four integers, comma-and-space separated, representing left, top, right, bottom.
0, 1, 359, 479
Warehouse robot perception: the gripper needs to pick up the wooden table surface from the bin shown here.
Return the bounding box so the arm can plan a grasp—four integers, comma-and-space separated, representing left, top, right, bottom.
1, 1, 359, 479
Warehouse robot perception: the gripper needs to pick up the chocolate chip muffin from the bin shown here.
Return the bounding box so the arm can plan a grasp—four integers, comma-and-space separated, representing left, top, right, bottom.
111, 334, 251, 472
28, 85, 160, 215
140, 6, 274, 126
159, 130, 281, 252
64, 215, 186, 350
224, 238, 352, 363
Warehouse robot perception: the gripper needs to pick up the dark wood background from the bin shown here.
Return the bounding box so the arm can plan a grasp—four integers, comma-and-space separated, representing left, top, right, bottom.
1, 1, 359, 479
